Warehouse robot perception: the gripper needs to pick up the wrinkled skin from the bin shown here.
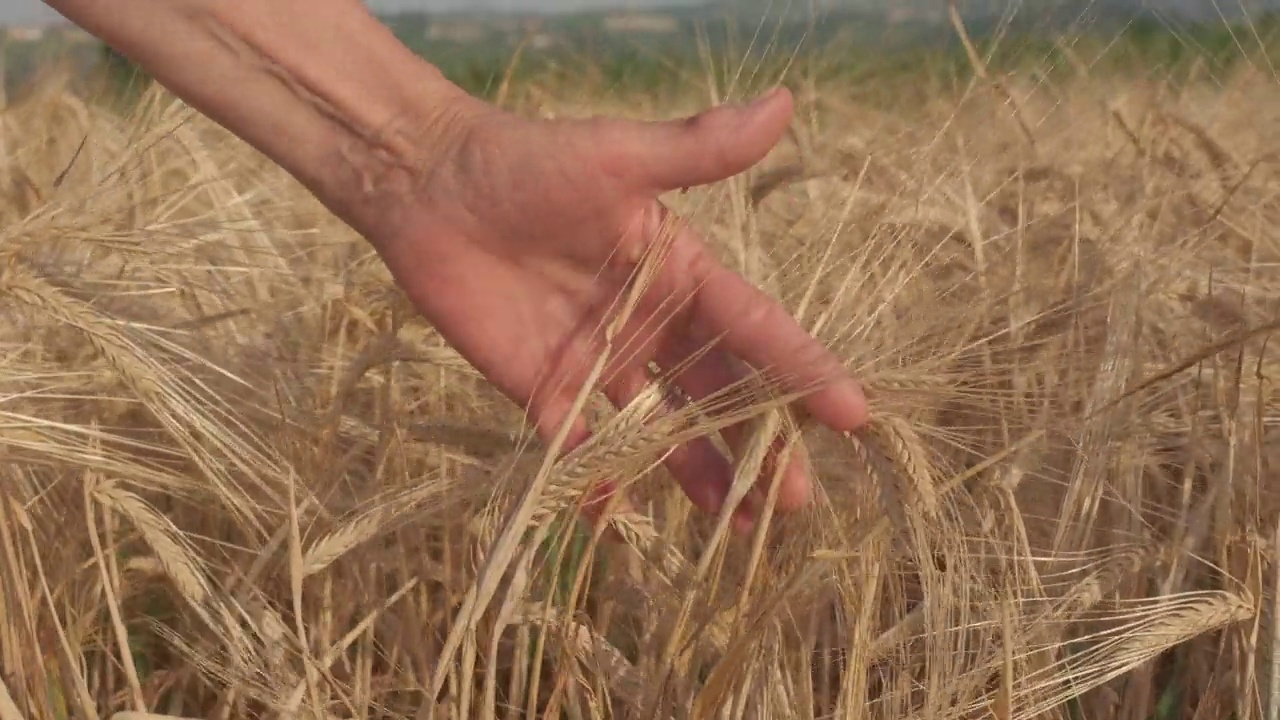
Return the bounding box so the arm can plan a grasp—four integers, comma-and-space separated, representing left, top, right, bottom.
368, 87, 870, 531
41, 0, 867, 531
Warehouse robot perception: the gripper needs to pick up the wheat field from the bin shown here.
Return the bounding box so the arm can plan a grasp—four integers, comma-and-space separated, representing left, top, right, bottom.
1, 19, 1280, 720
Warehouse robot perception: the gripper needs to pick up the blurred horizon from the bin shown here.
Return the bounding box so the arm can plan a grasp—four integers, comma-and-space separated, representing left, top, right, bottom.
0, 0, 701, 25
6, 0, 1279, 26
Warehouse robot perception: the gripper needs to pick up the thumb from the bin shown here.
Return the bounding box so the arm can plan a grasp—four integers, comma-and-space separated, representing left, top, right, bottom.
625, 86, 794, 192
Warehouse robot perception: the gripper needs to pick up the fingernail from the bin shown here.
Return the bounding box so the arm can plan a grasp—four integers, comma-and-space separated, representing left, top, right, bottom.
837, 376, 870, 428
794, 451, 813, 490
747, 86, 783, 110
731, 493, 761, 534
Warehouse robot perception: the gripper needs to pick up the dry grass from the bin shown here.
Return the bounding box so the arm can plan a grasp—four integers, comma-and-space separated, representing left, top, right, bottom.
3, 27, 1280, 720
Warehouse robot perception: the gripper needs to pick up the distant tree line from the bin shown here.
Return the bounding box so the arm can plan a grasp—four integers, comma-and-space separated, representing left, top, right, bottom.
98, 45, 152, 97
81, 9, 1280, 104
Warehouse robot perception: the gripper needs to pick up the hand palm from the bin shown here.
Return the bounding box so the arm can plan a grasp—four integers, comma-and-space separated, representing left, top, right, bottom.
371, 89, 867, 528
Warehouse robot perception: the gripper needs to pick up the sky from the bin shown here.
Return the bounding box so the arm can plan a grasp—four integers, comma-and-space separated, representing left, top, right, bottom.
1, 0, 63, 25
0, 0, 705, 25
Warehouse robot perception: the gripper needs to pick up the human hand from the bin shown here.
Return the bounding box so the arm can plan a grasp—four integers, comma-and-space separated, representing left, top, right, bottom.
45, 0, 864, 528
360, 87, 869, 529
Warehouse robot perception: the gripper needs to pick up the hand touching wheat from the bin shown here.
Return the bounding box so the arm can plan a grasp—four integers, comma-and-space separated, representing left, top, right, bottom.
49, 0, 869, 529
370, 88, 870, 527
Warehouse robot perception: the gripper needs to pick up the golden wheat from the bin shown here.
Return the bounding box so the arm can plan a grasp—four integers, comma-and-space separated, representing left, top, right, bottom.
4, 32, 1280, 720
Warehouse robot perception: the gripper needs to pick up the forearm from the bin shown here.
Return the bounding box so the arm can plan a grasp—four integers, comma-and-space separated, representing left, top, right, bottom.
46, 0, 483, 234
